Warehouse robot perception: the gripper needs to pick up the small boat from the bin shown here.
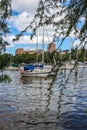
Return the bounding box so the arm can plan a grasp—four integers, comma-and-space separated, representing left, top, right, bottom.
20, 64, 54, 77
20, 26, 55, 78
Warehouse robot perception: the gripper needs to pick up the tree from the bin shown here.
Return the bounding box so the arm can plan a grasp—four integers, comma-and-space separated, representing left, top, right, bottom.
0, 0, 11, 81
0, 0, 12, 54
35, 0, 87, 46
0, 53, 10, 70
14, 0, 87, 51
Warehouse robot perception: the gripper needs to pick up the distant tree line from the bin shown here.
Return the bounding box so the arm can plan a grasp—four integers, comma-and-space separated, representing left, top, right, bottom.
0, 49, 87, 70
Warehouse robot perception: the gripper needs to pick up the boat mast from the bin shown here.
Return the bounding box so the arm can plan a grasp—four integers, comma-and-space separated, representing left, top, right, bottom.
36, 35, 38, 64
42, 26, 44, 64
83, 41, 86, 62
35, 22, 39, 64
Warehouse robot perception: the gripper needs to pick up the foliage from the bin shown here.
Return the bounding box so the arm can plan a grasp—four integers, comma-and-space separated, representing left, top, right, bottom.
12, 49, 87, 64
0, 50, 86, 71
78, 48, 87, 61
0, 53, 10, 70
14, 0, 87, 52
12, 53, 36, 64
0, 53, 12, 83
34, 0, 87, 43
0, 74, 12, 83
0, 0, 12, 54
0, 53, 12, 82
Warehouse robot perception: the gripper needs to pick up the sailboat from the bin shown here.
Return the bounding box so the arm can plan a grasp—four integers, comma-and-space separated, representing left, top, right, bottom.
20, 64, 53, 77
20, 27, 54, 78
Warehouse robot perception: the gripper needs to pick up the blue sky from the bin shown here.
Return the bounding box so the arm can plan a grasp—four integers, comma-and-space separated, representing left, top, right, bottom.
5, 0, 84, 55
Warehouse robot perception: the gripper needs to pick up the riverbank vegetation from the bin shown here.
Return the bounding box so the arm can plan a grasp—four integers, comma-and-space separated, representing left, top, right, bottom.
0, 48, 87, 69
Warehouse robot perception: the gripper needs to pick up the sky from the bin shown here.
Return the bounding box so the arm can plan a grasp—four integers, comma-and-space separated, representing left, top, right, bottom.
4, 0, 86, 55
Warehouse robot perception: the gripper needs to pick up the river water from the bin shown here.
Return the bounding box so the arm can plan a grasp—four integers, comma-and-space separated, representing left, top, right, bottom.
0, 67, 87, 130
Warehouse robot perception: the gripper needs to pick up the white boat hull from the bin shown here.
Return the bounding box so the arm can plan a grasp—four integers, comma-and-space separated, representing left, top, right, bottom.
20, 65, 55, 77
20, 71, 50, 77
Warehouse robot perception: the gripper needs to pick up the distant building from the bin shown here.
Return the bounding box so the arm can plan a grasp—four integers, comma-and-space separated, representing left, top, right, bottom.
48, 42, 56, 53
16, 48, 24, 55
24, 50, 35, 55
15, 48, 41, 55
16, 42, 56, 55
61, 50, 69, 55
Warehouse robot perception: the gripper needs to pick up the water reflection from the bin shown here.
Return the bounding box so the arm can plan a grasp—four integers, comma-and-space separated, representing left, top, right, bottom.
20, 76, 53, 113
0, 68, 87, 130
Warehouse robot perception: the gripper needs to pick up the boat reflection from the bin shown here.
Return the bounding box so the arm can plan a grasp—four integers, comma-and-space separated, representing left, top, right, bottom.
20, 70, 65, 116
20, 76, 46, 84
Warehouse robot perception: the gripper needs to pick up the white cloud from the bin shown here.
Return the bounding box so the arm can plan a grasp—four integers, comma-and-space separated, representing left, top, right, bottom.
10, 0, 65, 37
12, 0, 39, 14
9, 1, 72, 41
8, 0, 40, 32
5, 34, 53, 48
5, 35, 15, 47
9, 12, 34, 31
